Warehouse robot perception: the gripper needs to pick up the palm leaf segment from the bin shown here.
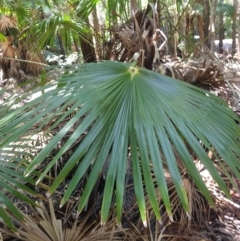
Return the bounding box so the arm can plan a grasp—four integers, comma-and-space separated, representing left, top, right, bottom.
2, 61, 240, 226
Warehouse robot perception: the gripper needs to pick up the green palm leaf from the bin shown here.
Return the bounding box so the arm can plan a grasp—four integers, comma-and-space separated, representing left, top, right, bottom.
0, 152, 38, 230
29, 11, 86, 51
0, 90, 40, 229
1, 61, 240, 226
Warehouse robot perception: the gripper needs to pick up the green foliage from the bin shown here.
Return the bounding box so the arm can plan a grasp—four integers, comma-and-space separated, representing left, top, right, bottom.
0, 33, 6, 41
1, 61, 240, 228
0, 89, 39, 229
216, 2, 234, 38
0, 0, 239, 231
29, 13, 86, 51
217, 3, 234, 17
176, 0, 183, 12
74, 0, 99, 18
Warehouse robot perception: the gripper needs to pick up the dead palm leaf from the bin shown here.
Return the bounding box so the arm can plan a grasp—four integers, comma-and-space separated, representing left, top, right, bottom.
25, 51, 45, 76
0, 15, 17, 32
0, 199, 130, 241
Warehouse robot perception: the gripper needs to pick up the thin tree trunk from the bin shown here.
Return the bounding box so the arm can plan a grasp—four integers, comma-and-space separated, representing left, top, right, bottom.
232, 0, 238, 55
202, 0, 210, 48
79, 34, 96, 63
209, 0, 218, 52
218, 0, 224, 54
79, 17, 96, 63
184, 12, 195, 55
57, 34, 66, 58
73, 37, 80, 63
92, 5, 101, 60
171, 11, 178, 58
197, 14, 204, 42
238, 1, 240, 53
75, 2, 96, 63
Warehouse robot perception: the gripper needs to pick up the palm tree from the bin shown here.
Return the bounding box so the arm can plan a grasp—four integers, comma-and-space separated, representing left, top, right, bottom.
1, 0, 240, 237
1, 60, 240, 229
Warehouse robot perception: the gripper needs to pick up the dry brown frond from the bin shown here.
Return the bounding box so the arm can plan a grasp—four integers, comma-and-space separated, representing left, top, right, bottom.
0, 36, 18, 57
0, 37, 45, 80
125, 147, 235, 241
0, 199, 132, 241
0, 15, 17, 31
101, 4, 166, 70
0, 42, 23, 80
25, 51, 45, 76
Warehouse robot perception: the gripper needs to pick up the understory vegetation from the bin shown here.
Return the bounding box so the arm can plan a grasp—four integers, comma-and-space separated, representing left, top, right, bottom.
0, 0, 240, 240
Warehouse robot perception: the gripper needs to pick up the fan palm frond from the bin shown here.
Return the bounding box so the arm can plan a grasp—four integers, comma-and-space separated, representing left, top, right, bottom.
29, 12, 86, 51
75, 0, 99, 18
1, 61, 240, 228
0, 145, 38, 230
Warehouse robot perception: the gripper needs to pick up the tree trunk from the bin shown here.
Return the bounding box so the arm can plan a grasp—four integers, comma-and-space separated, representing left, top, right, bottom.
184, 12, 195, 55
91, 5, 101, 60
75, 4, 96, 63
79, 18, 96, 62
218, 0, 224, 54
57, 34, 66, 58
238, 1, 240, 54
197, 14, 204, 43
232, 0, 238, 55
79, 33, 96, 63
209, 0, 217, 52
202, 0, 211, 48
